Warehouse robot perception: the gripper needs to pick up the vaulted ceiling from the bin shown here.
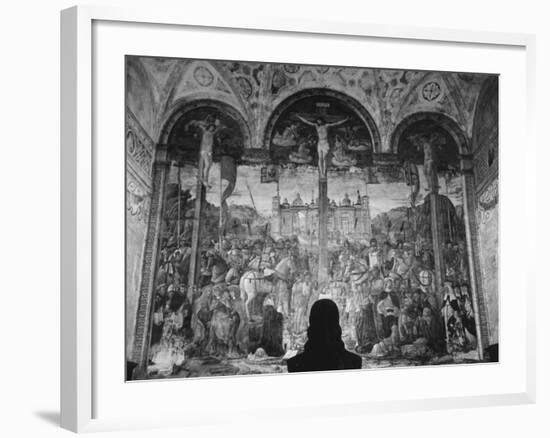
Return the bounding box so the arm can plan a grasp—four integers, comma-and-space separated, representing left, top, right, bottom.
126, 56, 490, 152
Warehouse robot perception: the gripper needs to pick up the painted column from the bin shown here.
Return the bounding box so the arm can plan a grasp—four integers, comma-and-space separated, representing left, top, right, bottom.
460, 155, 486, 360
412, 134, 445, 309
318, 177, 329, 284
420, 135, 445, 308
131, 145, 170, 377
429, 191, 445, 308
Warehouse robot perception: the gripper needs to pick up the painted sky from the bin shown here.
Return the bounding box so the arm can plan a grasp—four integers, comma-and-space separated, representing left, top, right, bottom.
169, 163, 463, 217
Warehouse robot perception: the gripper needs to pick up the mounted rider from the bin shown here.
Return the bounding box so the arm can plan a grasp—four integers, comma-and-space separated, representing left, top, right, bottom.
224, 240, 243, 285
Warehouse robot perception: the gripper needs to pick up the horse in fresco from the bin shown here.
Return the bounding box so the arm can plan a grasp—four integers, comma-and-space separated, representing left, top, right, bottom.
239, 255, 297, 320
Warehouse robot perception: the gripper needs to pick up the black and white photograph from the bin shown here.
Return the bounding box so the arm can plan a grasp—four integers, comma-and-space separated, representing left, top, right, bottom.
125, 56, 499, 380
2, 0, 547, 435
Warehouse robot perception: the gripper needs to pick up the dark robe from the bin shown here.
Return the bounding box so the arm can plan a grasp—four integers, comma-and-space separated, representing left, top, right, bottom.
260, 305, 284, 356
417, 315, 445, 352
355, 303, 377, 353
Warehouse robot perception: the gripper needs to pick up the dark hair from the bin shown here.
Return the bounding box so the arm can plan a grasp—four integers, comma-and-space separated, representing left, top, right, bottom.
304, 299, 345, 356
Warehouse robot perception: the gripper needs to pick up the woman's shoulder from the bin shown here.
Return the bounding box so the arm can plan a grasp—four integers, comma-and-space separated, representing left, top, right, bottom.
286, 351, 308, 372
342, 350, 362, 369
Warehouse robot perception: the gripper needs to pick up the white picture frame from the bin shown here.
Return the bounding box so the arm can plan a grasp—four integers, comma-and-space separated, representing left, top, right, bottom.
60, 5, 536, 433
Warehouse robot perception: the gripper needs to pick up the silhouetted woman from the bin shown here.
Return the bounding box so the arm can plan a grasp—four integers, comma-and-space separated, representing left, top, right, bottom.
287, 299, 362, 372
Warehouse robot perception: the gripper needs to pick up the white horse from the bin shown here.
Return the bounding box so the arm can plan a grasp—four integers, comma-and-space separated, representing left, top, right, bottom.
239, 256, 296, 320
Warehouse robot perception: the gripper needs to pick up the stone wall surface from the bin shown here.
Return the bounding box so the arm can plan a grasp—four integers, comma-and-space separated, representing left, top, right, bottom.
125, 110, 154, 359
472, 77, 499, 346
476, 180, 499, 345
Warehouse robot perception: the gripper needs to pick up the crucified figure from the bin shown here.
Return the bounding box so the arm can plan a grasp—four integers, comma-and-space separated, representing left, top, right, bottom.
186, 118, 223, 188
409, 132, 442, 194
296, 115, 348, 178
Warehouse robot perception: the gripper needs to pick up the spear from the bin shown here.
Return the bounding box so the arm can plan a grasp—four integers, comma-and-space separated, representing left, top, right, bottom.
245, 180, 258, 213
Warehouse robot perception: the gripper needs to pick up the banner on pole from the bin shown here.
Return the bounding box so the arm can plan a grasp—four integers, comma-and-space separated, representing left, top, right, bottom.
260, 165, 279, 183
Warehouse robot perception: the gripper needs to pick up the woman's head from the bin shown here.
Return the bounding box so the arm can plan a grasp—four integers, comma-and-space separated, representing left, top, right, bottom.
309, 299, 340, 326
306, 299, 344, 351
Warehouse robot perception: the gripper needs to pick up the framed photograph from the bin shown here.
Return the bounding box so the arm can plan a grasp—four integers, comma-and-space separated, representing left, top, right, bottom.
61, 5, 536, 432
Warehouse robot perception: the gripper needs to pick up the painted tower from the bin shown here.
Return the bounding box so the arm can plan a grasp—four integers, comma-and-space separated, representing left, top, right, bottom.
271, 195, 281, 237
360, 193, 372, 238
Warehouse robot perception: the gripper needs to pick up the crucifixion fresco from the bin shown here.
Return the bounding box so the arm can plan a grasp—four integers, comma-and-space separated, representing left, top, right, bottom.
125, 57, 499, 380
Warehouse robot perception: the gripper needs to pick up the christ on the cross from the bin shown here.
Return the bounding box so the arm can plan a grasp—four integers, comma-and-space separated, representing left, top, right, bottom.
186, 118, 224, 188
296, 115, 348, 178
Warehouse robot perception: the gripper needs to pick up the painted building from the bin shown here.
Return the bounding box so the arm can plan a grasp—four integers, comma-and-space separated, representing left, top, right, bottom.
271, 191, 371, 243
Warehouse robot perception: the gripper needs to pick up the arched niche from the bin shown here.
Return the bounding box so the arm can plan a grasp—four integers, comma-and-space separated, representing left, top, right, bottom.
390, 112, 469, 157
390, 112, 469, 242
390, 110, 486, 357
159, 99, 251, 163
263, 88, 381, 168
155, 98, 251, 258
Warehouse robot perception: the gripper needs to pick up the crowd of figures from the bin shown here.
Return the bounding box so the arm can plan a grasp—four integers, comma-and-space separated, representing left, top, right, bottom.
146, 227, 478, 377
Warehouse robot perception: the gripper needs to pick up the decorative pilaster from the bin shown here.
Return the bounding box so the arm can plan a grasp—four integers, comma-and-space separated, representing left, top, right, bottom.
131, 146, 170, 376
460, 154, 488, 359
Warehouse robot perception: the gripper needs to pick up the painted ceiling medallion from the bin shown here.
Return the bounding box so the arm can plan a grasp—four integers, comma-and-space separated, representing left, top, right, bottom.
422, 81, 442, 101
283, 64, 300, 74
193, 66, 214, 87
